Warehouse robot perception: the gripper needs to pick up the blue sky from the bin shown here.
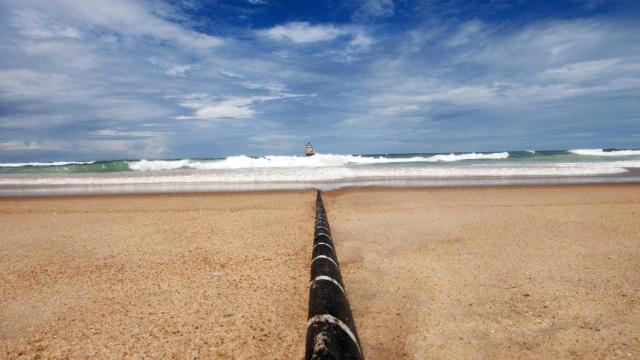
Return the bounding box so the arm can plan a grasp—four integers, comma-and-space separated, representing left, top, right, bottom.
1, 0, 639, 161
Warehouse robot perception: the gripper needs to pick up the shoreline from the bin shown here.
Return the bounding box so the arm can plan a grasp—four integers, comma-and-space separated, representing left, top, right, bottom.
0, 181, 637, 201
1, 170, 640, 197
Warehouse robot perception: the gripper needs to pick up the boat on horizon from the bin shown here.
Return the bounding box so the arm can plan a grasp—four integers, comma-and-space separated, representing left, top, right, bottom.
304, 142, 315, 156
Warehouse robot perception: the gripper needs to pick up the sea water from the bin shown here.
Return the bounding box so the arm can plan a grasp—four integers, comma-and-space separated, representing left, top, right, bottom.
1, 149, 640, 196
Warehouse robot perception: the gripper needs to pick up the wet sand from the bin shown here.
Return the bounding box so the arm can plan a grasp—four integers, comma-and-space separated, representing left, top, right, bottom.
1, 185, 639, 359
324, 184, 640, 359
0, 191, 314, 358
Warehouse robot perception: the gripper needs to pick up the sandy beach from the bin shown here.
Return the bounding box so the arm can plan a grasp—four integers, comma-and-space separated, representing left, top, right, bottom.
0, 191, 314, 358
1, 184, 639, 358
324, 184, 640, 359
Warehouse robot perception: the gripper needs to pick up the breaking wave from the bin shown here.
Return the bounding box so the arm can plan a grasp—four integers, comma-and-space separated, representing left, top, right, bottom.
2, 150, 639, 195
1, 160, 639, 187
127, 152, 510, 171
569, 149, 640, 156
0, 161, 95, 168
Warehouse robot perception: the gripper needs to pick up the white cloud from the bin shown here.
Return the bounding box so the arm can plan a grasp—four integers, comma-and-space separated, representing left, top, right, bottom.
356, 17, 640, 122
368, 82, 499, 115
218, 69, 245, 79
10, 9, 81, 39
93, 129, 161, 138
241, 80, 287, 93
404, 25, 444, 53
540, 58, 640, 81
317, 30, 375, 62
259, 22, 348, 43
350, 32, 374, 49
366, 72, 640, 118
445, 19, 485, 48
166, 64, 197, 77
353, 0, 395, 20
10, 0, 222, 49
472, 20, 611, 67
0, 69, 76, 98
174, 88, 304, 120
19, 39, 101, 71
257, 21, 374, 62
247, 0, 268, 4
148, 57, 198, 77
193, 101, 256, 119
175, 94, 257, 120
2, 1, 639, 159
0, 140, 67, 151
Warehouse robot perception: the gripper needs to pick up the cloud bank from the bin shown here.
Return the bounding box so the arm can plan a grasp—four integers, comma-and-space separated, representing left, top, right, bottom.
1, 0, 639, 161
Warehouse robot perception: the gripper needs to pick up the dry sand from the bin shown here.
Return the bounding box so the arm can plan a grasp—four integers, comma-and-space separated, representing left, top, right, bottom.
1, 185, 639, 359
324, 184, 640, 359
0, 191, 314, 358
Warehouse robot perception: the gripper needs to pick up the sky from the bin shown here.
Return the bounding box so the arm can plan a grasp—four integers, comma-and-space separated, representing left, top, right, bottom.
1, 0, 639, 161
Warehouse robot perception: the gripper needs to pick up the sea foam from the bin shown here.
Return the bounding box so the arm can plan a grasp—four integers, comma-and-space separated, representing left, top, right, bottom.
0, 161, 95, 167
1, 160, 638, 186
569, 149, 640, 156
126, 152, 510, 171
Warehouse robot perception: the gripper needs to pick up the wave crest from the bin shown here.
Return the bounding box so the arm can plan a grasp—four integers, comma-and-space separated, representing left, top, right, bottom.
422, 152, 509, 162
2, 160, 639, 186
127, 152, 510, 171
569, 149, 640, 156
0, 161, 95, 168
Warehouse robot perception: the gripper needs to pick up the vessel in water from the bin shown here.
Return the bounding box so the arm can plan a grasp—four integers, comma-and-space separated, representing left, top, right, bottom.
304, 142, 315, 156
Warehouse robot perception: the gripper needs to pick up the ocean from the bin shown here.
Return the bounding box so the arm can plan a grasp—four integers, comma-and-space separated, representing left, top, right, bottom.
1, 148, 640, 196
